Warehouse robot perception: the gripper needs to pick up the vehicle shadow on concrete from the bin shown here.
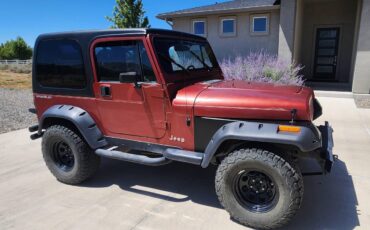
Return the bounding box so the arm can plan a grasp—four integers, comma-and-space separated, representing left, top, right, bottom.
83, 158, 222, 208
81, 158, 359, 229
283, 159, 359, 230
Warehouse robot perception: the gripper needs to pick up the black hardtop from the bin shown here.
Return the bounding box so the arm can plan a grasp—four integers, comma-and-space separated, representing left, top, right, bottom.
35, 28, 205, 44
32, 28, 207, 98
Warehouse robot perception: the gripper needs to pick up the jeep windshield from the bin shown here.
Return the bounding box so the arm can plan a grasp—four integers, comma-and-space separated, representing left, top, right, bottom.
154, 37, 219, 76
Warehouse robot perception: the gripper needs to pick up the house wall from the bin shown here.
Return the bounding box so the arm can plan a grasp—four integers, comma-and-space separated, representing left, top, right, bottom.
293, 0, 304, 64
299, 0, 358, 82
352, 0, 370, 94
278, 0, 297, 61
172, 17, 191, 33
171, 10, 280, 61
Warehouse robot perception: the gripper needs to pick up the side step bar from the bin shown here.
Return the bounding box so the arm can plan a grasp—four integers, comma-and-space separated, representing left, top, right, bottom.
95, 148, 204, 166
163, 149, 203, 165
95, 149, 171, 166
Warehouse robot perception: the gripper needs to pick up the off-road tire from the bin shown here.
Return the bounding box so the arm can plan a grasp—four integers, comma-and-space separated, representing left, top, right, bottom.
42, 125, 100, 184
215, 148, 304, 229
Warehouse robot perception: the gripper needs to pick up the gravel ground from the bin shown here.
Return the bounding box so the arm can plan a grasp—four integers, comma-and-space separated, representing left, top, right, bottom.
0, 88, 37, 134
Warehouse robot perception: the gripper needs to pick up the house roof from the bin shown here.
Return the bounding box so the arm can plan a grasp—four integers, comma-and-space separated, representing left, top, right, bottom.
157, 0, 280, 20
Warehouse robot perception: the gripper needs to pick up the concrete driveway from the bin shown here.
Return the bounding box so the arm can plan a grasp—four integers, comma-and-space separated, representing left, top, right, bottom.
1, 96, 369, 230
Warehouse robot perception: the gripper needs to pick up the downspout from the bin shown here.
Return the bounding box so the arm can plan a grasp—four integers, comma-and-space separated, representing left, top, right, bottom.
165, 18, 173, 27
349, 0, 363, 90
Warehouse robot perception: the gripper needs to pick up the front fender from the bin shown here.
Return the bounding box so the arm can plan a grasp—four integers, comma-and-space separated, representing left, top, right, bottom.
39, 105, 107, 149
201, 121, 322, 168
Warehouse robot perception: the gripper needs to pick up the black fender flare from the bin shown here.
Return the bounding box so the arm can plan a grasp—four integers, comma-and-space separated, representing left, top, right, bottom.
201, 121, 322, 168
39, 105, 107, 149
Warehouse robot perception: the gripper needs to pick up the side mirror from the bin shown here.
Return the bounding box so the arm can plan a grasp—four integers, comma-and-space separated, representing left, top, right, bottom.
119, 72, 141, 88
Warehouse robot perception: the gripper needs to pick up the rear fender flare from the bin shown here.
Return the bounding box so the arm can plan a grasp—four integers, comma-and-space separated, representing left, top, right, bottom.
39, 105, 107, 149
201, 121, 322, 168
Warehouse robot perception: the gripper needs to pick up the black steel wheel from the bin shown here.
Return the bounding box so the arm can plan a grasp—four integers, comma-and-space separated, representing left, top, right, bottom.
215, 148, 303, 229
42, 125, 100, 185
233, 170, 278, 213
51, 141, 75, 172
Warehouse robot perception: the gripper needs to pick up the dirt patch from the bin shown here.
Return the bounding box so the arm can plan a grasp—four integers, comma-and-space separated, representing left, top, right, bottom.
0, 70, 32, 89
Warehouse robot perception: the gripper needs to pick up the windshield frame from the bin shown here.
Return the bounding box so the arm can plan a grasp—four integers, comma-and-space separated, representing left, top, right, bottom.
151, 35, 220, 82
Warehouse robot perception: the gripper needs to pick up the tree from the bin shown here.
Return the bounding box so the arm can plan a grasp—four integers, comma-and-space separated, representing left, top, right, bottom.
106, 0, 150, 28
0, 37, 33, 60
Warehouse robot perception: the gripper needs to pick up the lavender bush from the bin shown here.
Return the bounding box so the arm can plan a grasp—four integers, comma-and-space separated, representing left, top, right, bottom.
220, 52, 305, 86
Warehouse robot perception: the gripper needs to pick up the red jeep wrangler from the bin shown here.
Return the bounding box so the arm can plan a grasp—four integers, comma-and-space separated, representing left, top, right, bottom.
29, 29, 334, 229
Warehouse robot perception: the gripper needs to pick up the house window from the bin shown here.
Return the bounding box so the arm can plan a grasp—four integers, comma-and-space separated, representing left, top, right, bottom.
251, 15, 269, 35
220, 17, 236, 36
192, 20, 206, 36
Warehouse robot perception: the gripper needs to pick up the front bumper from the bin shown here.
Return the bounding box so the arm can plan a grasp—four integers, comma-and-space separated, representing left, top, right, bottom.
318, 121, 335, 173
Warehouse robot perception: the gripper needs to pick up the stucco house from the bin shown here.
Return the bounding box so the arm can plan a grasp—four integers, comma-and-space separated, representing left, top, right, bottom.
157, 0, 370, 94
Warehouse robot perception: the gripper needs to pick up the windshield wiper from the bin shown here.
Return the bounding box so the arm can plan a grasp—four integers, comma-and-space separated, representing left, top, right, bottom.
188, 50, 212, 71
158, 53, 190, 74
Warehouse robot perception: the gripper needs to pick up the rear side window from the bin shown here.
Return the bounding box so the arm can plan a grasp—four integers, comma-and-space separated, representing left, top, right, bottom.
36, 40, 86, 89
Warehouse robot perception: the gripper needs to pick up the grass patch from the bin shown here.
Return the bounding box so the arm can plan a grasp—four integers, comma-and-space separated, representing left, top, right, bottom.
0, 70, 31, 89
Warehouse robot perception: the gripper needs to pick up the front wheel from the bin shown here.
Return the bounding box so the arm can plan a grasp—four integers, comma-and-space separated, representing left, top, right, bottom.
215, 148, 303, 229
42, 125, 100, 185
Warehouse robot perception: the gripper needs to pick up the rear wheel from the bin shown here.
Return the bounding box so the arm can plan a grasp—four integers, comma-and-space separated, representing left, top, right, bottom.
215, 148, 303, 229
42, 125, 100, 184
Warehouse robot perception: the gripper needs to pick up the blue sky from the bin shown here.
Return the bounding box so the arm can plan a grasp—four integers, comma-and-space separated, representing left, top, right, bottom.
0, 0, 227, 47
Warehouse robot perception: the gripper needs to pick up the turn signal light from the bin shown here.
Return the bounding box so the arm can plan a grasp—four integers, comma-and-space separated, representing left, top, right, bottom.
278, 125, 301, 133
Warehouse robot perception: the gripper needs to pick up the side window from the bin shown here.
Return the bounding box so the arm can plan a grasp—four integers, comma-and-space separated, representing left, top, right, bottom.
138, 42, 156, 82
94, 41, 140, 82
36, 40, 86, 89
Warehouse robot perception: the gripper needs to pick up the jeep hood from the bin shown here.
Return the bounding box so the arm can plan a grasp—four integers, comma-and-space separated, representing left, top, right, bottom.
173, 80, 315, 121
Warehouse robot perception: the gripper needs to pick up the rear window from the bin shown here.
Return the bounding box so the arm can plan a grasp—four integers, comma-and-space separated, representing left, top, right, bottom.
36, 39, 86, 89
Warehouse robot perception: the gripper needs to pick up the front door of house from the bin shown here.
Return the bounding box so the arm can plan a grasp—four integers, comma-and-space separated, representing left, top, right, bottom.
313, 27, 340, 81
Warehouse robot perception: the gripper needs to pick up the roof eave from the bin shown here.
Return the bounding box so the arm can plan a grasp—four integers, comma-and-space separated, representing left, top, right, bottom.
156, 5, 280, 21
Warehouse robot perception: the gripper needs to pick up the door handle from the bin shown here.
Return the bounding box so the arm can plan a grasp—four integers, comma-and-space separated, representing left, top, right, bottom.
333, 56, 337, 66
100, 86, 111, 97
